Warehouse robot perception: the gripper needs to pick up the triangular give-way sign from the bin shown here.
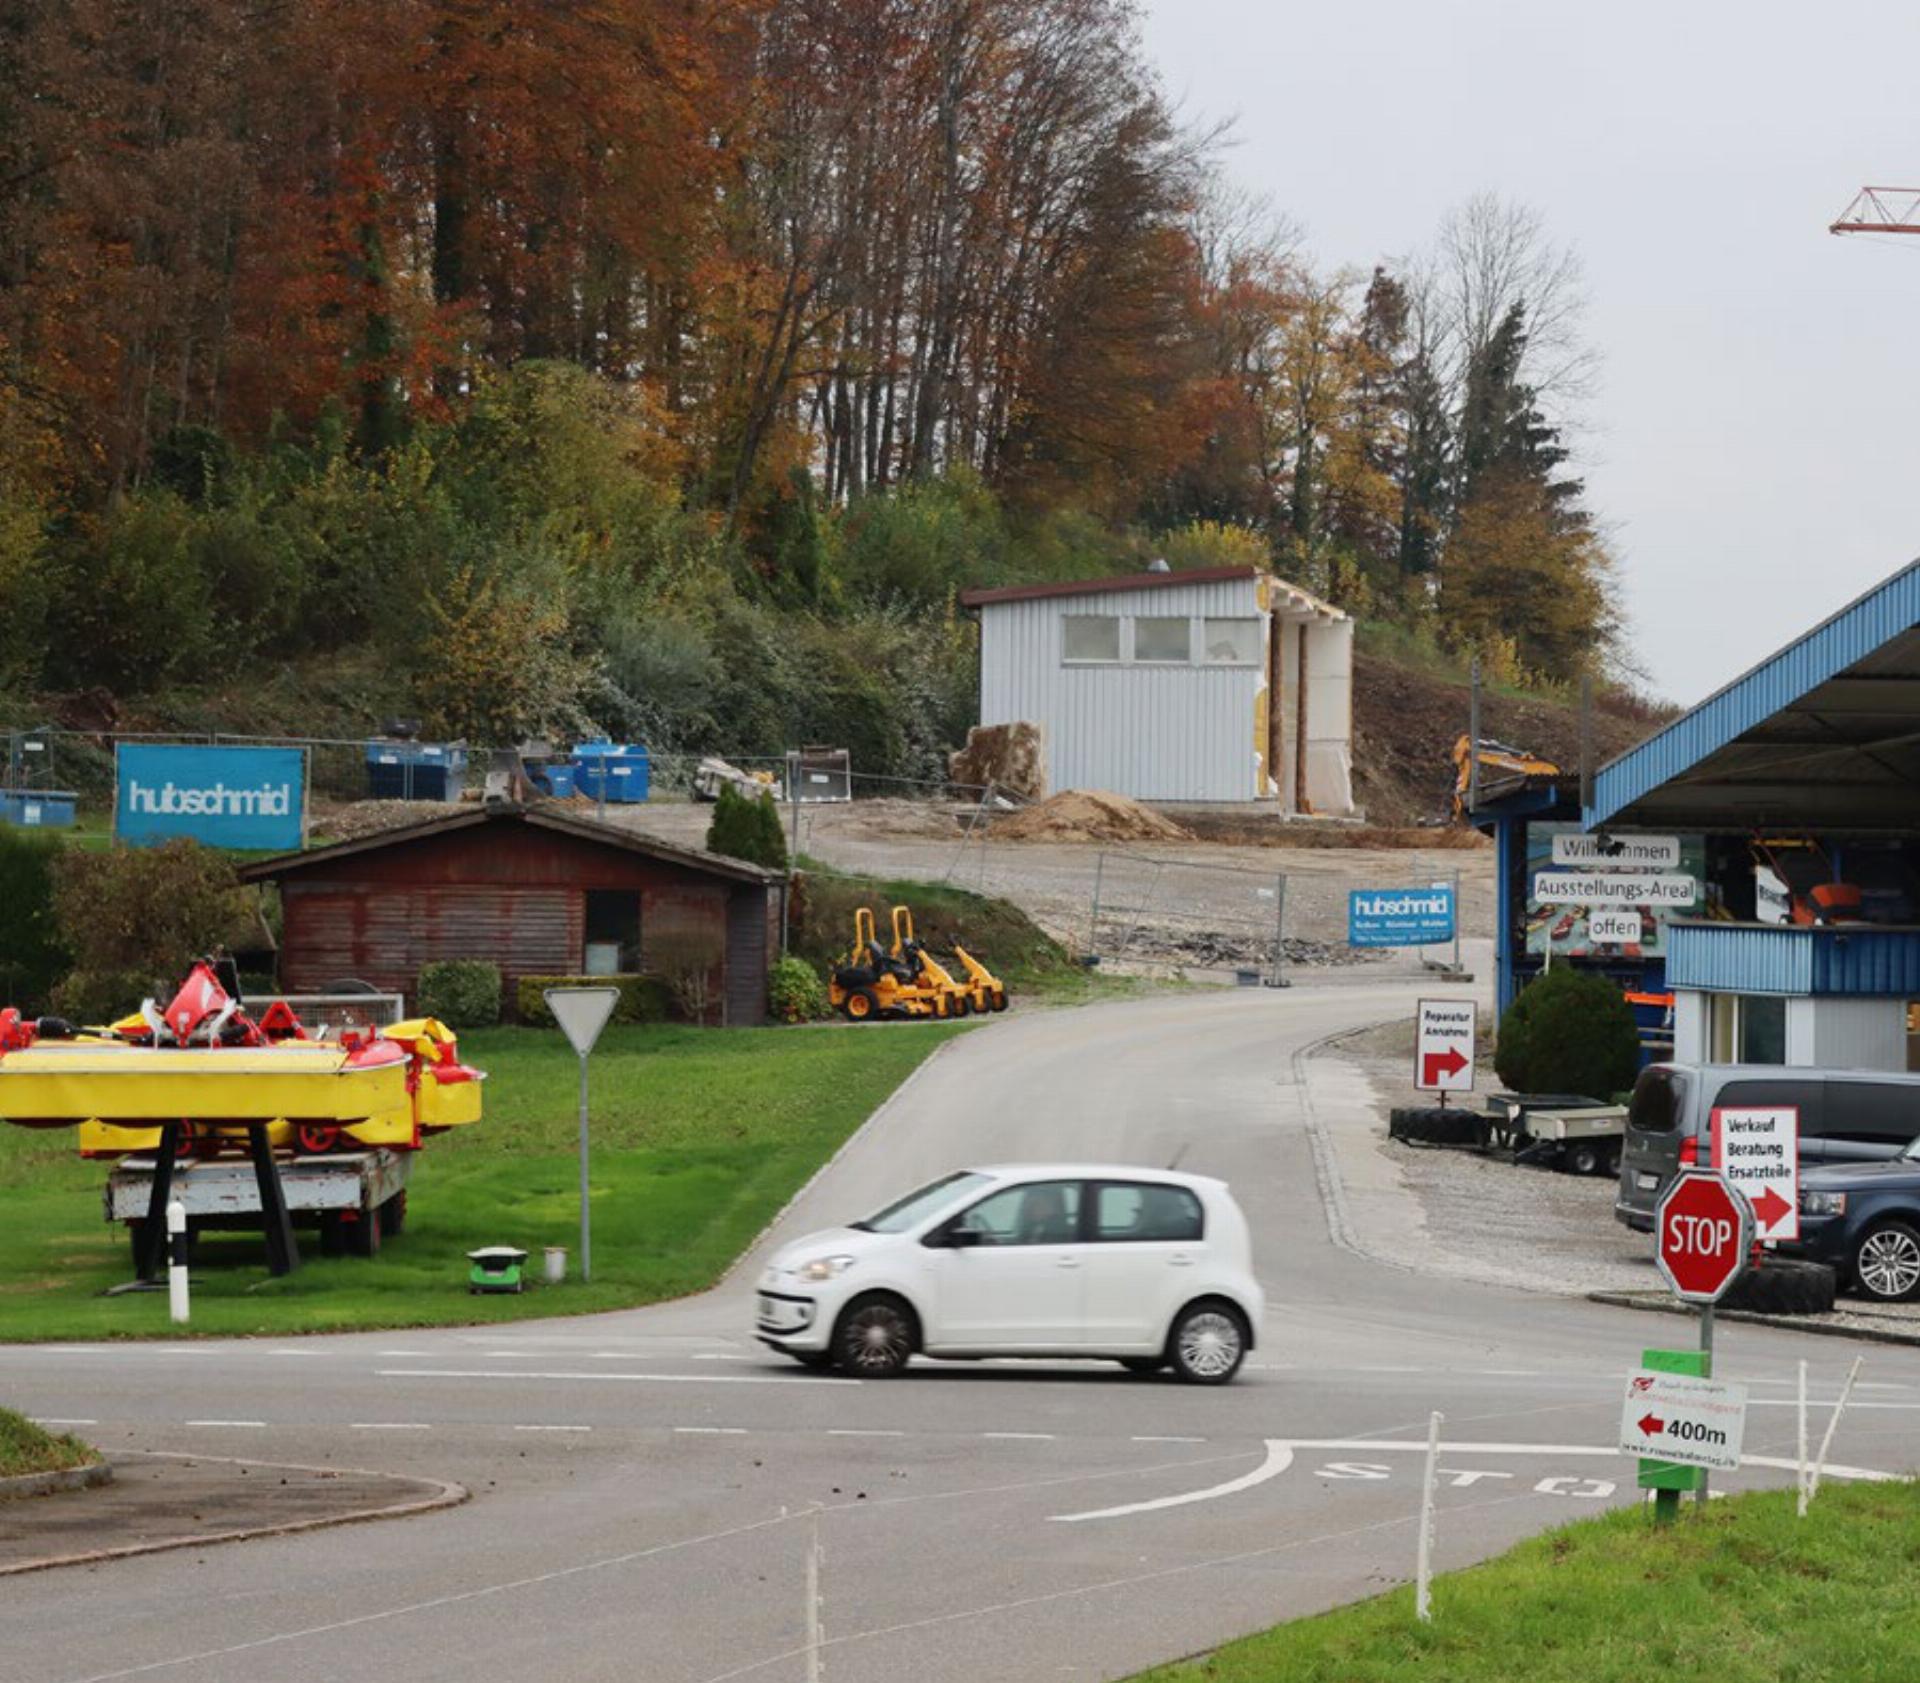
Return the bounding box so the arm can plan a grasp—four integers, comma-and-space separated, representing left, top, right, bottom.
545, 987, 620, 1056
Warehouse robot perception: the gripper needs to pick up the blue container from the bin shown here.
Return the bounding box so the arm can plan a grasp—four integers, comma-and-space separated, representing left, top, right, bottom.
571, 742, 650, 803
537, 763, 577, 799
365, 741, 468, 802
0, 790, 76, 829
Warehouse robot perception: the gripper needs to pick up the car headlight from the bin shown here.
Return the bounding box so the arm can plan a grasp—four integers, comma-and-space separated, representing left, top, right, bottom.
795, 1254, 857, 1282
1801, 1191, 1847, 1217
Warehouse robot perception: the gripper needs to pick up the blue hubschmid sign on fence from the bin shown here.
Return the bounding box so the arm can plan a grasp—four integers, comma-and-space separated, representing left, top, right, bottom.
1348, 885, 1455, 948
115, 744, 306, 851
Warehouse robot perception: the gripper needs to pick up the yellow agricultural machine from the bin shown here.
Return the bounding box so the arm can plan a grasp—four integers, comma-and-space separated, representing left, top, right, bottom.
827, 906, 1007, 1021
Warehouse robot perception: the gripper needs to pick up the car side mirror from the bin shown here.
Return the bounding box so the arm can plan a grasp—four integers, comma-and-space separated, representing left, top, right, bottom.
929, 1224, 983, 1249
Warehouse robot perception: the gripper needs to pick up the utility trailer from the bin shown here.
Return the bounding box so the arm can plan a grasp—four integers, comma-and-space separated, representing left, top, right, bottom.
107, 1148, 412, 1264
1388, 1091, 1626, 1176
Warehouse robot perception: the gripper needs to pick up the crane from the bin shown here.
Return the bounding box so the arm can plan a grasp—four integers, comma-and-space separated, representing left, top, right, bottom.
1830, 187, 1920, 235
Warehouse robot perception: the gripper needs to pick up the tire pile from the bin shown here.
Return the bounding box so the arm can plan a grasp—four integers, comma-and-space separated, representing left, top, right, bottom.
1386, 1105, 1482, 1147
1721, 1257, 1837, 1316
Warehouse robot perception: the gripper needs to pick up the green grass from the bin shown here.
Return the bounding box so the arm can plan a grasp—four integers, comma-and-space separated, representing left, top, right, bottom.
1133, 1481, 1920, 1683
0, 1406, 98, 1477
0, 1020, 964, 1341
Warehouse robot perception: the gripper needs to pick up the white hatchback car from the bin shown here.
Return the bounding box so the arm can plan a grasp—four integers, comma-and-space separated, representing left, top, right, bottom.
755, 1165, 1264, 1383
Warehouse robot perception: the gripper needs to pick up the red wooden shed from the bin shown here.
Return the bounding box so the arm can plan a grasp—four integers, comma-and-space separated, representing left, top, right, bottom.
241, 804, 783, 1024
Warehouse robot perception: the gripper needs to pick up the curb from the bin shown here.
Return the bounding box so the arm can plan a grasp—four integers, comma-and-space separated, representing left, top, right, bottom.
0, 1461, 113, 1503
1587, 1289, 1920, 1349
0, 1450, 469, 1577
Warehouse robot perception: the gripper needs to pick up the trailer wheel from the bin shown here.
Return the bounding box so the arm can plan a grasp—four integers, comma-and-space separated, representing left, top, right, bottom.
1566, 1142, 1603, 1177
379, 1190, 408, 1238
344, 1207, 382, 1259
1721, 1258, 1835, 1316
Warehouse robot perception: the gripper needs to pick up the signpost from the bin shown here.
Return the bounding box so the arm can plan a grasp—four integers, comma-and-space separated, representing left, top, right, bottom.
1414, 998, 1476, 1098
1619, 1368, 1748, 1472
544, 987, 621, 1284
1711, 1105, 1800, 1240
1642, 1169, 1754, 1518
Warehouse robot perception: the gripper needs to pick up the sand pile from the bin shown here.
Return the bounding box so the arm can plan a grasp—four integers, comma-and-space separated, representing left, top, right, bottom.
991, 789, 1190, 844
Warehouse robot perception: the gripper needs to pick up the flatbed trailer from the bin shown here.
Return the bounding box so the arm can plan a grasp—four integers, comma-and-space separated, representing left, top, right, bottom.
107, 1148, 411, 1263
1388, 1091, 1626, 1176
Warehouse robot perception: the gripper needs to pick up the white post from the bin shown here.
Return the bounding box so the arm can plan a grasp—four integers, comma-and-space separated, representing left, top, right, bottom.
1796, 1358, 1809, 1518
577, 1051, 592, 1284
1809, 1355, 1864, 1503
166, 1198, 189, 1324
805, 1513, 824, 1683
1415, 1409, 1443, 1622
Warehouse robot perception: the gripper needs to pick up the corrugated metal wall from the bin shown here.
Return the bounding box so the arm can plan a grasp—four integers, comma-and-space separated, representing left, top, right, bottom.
1670, 922, 1920, 997
978, 577, 1264, 801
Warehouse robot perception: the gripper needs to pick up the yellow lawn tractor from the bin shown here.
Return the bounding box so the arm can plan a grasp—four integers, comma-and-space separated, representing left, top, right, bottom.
826, 906, 1010, 1021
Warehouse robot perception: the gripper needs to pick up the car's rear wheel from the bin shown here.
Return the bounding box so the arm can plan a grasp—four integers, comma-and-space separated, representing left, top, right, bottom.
844, 988, 878, 1022
1853, 1219, 1920, 1302
833, 1295, 917, 1376
1167, 1301, 1248, 1385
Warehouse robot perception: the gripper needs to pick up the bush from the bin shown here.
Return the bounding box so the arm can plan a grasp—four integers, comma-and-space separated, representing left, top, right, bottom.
648, 927, 727, 1024
514, 974, 671, 1027
0, 830, 68, 1013
1494, 966, 1641, 1098
49, 967, 160, 1025
51, 839, 251, 1000
414, 959, 502, 1028
706, 782, 789, 871
768, 955, 830, 1024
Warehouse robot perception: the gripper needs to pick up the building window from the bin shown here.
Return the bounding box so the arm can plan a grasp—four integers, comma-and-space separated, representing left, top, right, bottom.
1133, 616, 1191, 663
1203, 618, 1261, 665
584, 890, 642, 975
1707, 992, 1787, 1065
1062, 615, 1120, 663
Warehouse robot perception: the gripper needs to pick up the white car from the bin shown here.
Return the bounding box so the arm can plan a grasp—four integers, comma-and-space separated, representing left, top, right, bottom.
755, 1165, 1264, 1383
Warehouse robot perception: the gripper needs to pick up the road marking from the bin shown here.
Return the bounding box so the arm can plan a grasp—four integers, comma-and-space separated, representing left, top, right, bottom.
31, 1417, 97, 1426
982, 1432, 1055, 1441
513, 1424, 591, 1433
185, 1420, 266, 1429
377, 1368, 855, 1386
351, 1422, 431, 1431
827, 1429, 905, 1437
269, 1349, 325, 1357
1276, 1439, 1899, 1483
1052, 1440, 1293, 1523
377, 1349, 432, 1357
1131, 1435, 1207, 1444
674, 1427, 748, 1436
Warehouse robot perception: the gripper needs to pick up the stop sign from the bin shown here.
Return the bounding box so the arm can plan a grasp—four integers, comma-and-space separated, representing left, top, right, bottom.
1655, 1171, 1754, 1303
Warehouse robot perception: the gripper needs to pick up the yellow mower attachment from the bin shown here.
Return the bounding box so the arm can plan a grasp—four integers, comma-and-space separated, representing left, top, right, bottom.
950, 945, 1009, 1014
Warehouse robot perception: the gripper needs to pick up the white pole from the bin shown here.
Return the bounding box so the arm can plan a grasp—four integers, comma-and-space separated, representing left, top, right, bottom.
166, 1198, 189, 1324
805, 1513, 824, 1683
577, 1050, 592, 1284
1809, 1355, 1864, 1503
1796, 1358, 1809, 1518
1415, 1409, 1443, 1622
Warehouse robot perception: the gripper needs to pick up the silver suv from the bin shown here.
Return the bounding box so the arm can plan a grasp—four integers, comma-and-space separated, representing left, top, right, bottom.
1615, 1063, 1920, 1231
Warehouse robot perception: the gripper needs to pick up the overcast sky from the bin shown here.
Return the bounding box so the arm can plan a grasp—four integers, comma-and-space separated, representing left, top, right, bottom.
1140, 0, 1920, 707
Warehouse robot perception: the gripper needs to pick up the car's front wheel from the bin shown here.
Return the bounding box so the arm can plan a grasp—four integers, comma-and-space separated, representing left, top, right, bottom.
832, 1294, 917, 1376
1853, 1219, 1920, 1302
1166, 1301, 1248, 1385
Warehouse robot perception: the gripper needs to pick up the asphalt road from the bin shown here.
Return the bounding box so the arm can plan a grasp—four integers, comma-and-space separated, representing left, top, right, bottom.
6, 983, 1918, 1683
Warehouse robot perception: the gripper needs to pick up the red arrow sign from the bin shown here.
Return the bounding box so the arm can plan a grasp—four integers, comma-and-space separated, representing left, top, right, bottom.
1752, 1185, 1792, 1231
1421, 1046, 1468, 1085
1638, 1413, 1664, 1437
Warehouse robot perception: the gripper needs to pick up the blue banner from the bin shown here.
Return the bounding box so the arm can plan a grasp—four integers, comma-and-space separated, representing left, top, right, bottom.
116, 745, 305, 851
1349, 885, 1455, 948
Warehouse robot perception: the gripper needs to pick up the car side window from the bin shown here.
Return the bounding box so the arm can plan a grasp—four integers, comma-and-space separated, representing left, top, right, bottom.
1092, 1182, 1203, 1242
953, 1181, 1082, 1246
1828, 1082, 1920, 1145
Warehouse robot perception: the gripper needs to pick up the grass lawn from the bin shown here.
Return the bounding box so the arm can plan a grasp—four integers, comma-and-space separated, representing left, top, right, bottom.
0, 1406, 98, 1476
0, 1020, 965, 1341
1134, 1480, 1920, 1683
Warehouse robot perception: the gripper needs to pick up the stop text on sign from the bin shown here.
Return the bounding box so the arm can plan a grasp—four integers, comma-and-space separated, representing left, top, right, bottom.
1666, 1212, 1737, 1256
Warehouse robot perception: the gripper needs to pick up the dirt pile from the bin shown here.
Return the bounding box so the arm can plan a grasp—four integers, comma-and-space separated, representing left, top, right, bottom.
992, 789, 1191, 844
310, 797, 468, 842
949, 721, 1046, 801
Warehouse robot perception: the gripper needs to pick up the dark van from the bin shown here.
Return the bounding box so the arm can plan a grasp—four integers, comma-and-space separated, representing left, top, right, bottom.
1615, 1063, 1920, 1231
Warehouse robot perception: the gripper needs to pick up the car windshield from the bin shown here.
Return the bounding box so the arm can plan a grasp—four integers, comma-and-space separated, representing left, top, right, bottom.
849, 1171, 993, 1234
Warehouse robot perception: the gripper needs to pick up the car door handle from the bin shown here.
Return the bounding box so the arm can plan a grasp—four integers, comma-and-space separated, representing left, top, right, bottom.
1168, 1253, 1195, 1266
1055, 1256, 1080, 1268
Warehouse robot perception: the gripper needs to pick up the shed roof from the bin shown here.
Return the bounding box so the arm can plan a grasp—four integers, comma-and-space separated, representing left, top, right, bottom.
960, 566, 1257, 608
1587, 558, 1920, 833
240, 803, 784, 886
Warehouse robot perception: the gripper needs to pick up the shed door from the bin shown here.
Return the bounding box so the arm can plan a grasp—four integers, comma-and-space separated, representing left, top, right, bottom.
725, 888, 771, 1026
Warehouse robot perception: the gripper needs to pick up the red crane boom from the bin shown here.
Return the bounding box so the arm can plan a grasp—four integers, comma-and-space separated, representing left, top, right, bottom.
1831, 187, 1920, 235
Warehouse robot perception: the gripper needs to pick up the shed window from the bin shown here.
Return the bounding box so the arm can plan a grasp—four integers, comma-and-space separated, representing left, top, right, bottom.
1203, 618, 1262, 665
1062, 616, 1120, 663
584, 890, 642, 975
1133, 617, 1191, 663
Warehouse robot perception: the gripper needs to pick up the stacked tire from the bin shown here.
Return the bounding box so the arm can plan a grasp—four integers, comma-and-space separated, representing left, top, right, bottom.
1721, 1257, 1836, 1316
1387, 1106, 1479, 1146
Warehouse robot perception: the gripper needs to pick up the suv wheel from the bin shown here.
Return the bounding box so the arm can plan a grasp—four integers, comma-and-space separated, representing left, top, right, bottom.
833, 1296, 916, 1376
1853, 1219, 1920, 1302
1167, 1302, 1247, 1385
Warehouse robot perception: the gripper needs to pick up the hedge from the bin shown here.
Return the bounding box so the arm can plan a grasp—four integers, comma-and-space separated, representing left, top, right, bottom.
514, 973, 672, 1027
415, 959, 503, 1028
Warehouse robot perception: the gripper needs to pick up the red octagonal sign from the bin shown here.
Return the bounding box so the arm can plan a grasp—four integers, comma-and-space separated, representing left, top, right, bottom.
1655, 1170, 1754, 1303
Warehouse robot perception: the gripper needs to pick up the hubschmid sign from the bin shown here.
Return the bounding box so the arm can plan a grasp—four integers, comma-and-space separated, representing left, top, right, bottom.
1711, 1106, 1800, 1241
115, 744, 306, 851
1414, 998, 1476, 1094
1348, 886, 1455, 948
1654, 1171, 1753, 1304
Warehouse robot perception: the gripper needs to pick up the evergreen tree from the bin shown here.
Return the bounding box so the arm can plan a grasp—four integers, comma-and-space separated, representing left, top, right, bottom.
705, 784, 790, 871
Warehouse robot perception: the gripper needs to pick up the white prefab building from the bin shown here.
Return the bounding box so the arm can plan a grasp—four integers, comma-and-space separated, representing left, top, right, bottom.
961, 565, 1355, 810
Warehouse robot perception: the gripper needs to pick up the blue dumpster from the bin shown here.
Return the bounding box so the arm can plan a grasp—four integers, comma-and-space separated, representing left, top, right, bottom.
365, 741, 467, 802
536, 762, 578, 799
571, 742, 650, 803
0, 790, 76, 829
